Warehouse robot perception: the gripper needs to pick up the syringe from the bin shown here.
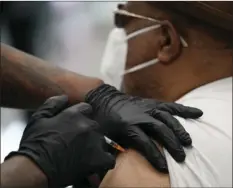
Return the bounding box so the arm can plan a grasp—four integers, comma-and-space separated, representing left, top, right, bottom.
104, 136, 125, 152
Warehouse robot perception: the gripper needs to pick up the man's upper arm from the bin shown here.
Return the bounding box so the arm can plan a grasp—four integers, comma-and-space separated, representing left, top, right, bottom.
100, 149, 170, 187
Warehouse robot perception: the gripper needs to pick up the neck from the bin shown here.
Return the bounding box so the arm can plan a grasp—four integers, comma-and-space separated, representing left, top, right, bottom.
157, 49, 232, 102
125, 49, 232, 102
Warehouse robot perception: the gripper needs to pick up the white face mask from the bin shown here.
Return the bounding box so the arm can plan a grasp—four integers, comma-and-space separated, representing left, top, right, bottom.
100, 10, 188, 89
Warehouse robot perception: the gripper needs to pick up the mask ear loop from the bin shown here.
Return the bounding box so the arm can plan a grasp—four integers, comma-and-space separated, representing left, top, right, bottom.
119, 24, 162, 76
122, 37, 188, 76
114, 9, 161, 24
115, 9, 189, 76
115, 9, 188, 47
126, 25, 161, 40
122, 59, 159, 76
180, 36, 188, 47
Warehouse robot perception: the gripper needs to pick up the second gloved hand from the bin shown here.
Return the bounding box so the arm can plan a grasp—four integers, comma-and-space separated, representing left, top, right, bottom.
5, 96, 115, 187
86, 84, 203, 173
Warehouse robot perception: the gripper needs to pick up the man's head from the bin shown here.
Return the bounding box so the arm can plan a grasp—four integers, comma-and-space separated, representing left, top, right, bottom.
115, 2, 233, 101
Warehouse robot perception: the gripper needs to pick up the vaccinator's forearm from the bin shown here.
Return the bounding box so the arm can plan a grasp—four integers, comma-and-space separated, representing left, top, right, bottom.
0, 43, 103, 109
1, 156, 48, 188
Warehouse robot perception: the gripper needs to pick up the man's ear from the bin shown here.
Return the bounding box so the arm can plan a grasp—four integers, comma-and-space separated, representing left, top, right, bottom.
157, 20, 182, 63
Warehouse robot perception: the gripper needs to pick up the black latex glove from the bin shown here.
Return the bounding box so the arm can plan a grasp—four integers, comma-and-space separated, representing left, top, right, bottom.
5, 96, 115, 188
86, 84, 203, 173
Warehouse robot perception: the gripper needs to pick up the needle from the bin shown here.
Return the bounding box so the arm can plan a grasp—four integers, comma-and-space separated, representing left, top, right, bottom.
104, 136, 125, 152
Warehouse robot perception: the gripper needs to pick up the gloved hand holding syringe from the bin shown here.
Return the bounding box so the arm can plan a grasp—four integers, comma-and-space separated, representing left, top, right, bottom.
86, 136, 125, 187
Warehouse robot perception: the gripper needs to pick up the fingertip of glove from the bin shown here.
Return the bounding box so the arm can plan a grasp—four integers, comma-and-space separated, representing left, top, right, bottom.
76, 102, 93, 115
175, 150, 186, 163
182, 137, 192, 147
159, 166, 169, 173
58, 94, 69, 100
47, 95, 68, 103
150, 154, 168, 173
188, 108, 203, 118
179, 132, 192, 146
153, 161, 168, 173
66, 102, 93, 117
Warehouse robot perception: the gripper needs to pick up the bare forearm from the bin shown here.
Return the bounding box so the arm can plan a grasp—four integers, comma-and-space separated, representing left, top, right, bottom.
0, 43, 103, 109
1, 156, 48, 188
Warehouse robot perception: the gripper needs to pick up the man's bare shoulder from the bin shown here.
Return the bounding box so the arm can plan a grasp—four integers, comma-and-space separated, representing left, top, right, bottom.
100, 149, 170, 188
